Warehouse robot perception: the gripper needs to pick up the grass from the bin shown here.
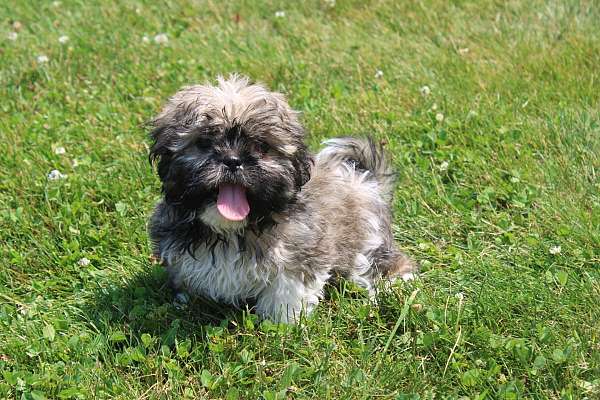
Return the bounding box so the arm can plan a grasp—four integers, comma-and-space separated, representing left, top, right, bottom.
1, 0, 599, 398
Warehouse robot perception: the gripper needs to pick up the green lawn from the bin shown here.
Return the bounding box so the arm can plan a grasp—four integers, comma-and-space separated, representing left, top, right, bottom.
1, 0, 599, 398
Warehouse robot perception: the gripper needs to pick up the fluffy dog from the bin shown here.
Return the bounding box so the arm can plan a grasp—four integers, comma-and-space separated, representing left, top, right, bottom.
148, 75, 416, 323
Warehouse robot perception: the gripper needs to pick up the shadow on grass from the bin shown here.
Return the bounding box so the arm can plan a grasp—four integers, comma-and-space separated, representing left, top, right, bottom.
82, 263, 254, 345
81, 262, 390, 349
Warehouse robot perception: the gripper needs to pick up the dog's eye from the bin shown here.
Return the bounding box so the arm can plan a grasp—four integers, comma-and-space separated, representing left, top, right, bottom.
250, 141, 270, 155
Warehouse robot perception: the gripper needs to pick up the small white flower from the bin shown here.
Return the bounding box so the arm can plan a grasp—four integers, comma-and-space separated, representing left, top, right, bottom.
374, 69, 384, 79
54, 146, 66, 155
549, 246, 561, 255
48, 169, 67, 180
142, 35, 150, 43
7, 32, 18, 41
274, 10, 286, 17
52, 1, 61, 6
420, 85, 431, 96
12, 21, 22, 31
153, 33, 168, 44
78, 257, 91, 266
324, 0, 336, 7
458, 47, 469, 55
135, 7, 142, 14
439, 161, 449, 171
58, 35, 69, 44
455, 292, 465, 301
431, 103, 438, 111
72, 159, 79, 167
37, 55, 49, 63
435, 112, 444, 123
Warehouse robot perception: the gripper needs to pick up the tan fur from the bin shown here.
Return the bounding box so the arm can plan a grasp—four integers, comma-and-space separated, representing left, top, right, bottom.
149, 75, 417, 323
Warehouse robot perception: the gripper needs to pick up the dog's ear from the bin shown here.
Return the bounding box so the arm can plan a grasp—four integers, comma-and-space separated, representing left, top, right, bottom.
148, 120, 177, 183
272, 101, 311, 188
148, 87, 198, 180
291, 145, 312, 188
148, 122, 188, 203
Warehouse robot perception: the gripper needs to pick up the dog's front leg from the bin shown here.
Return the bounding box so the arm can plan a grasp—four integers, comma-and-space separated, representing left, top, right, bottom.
255, 270, 329, 323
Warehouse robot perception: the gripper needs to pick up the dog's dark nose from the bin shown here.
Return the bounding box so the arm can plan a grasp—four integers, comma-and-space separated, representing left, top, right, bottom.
222, 156, 242, 171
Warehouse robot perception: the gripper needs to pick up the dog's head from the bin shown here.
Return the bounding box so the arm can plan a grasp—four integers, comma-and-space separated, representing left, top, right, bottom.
149, 75, 311, 232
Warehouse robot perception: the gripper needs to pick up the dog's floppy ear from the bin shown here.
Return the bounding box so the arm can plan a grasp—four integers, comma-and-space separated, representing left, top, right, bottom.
148, 121, 190, 204
148, 88, 197, 181
291, 145, 313, 188
148, 119, 177, 183
271, 101, 312, 188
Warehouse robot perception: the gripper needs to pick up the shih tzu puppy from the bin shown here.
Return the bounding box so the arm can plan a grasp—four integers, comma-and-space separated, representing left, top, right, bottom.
148, 75, 416, 323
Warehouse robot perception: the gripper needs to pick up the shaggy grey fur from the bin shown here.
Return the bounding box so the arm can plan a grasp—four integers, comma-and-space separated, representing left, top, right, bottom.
149, 75, 416, 323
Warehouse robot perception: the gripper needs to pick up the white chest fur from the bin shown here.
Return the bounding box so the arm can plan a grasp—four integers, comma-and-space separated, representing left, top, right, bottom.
165, 236, 270, 305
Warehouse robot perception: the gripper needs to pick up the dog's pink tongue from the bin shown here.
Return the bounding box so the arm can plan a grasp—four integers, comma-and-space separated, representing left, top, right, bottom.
217, 184, 250, 221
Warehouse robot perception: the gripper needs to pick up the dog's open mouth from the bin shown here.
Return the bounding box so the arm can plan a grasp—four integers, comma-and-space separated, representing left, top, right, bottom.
217, 184, 250, 221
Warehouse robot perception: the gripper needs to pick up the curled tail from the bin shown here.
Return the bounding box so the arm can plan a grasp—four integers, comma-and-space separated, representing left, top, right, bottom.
316, 137, 396, 203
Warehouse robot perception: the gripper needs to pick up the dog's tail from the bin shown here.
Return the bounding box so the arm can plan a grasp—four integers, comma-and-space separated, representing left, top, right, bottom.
316, 137, 396, 204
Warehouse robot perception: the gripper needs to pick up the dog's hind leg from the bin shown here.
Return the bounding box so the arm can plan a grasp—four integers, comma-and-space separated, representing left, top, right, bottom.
350, 248, 417, 297
379, 250, 417, 282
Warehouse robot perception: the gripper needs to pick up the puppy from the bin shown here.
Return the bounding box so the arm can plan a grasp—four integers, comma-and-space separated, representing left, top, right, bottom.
148, 75, 416, 323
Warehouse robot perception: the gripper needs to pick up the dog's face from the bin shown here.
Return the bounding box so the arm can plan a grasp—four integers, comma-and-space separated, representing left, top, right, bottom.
149, 76, 311, 232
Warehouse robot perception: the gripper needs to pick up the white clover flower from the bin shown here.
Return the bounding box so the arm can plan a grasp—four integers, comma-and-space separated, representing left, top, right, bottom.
549, 246, 561, 255
420, 85, 431, 96
78, 257, 91, 266
458, 47, 469, 55
435, 112, 444, 122
142, 35, 150, 43
431, 103, 438, 111
54, 146, 66, 155
374, 69, 384, 79
455, 292, 465, 301
37, 55, 49, 63
153, 33, 168, 44
274, 10, 286, 17
58, 35, 69, 44
7, 32, 18, 41
48, 169, 67, 180
439, 161, 449, 171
